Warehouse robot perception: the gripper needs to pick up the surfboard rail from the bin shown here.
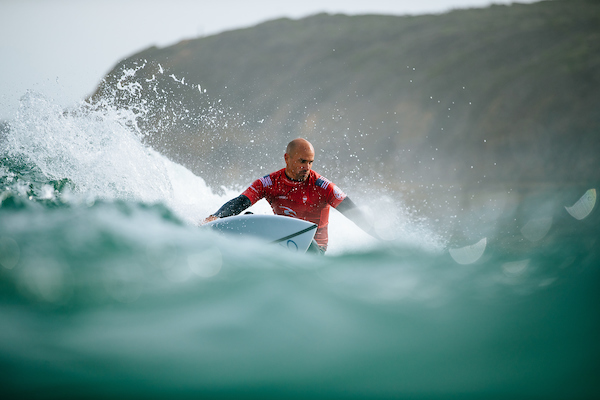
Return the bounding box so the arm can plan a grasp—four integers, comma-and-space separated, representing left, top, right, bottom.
204, 214, 317, 253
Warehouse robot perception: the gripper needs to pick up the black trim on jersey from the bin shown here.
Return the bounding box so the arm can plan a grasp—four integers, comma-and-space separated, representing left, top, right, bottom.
213, 195, 251, 218
336, 197, 357, 214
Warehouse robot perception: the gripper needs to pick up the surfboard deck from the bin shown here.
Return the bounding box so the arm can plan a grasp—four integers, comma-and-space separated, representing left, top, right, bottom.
204, 214, 317, 253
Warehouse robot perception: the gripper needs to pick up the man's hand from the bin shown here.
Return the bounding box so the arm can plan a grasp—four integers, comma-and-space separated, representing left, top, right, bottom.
200, 215, 218, 225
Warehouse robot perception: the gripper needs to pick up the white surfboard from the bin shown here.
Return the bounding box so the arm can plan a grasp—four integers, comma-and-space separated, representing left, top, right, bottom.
204, 214, 317, 253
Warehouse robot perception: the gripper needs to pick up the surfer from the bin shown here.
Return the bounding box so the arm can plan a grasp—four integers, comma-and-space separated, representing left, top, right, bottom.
203, 138, 374, 254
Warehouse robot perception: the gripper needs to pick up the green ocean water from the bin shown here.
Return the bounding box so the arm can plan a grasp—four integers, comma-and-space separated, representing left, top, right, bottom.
1, 91, 599, 399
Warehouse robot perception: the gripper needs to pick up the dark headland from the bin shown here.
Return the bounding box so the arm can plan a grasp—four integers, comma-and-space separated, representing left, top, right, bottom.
92, 0, 599, 215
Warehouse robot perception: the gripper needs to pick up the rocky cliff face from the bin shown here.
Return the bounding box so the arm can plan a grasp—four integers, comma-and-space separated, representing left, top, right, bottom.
92, 0, 600, 193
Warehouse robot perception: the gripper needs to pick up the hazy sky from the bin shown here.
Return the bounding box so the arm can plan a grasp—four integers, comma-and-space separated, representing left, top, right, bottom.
0, 0, 539, 119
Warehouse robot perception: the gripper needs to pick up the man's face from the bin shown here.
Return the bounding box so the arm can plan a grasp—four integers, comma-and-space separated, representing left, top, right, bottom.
285, 145, 315, 181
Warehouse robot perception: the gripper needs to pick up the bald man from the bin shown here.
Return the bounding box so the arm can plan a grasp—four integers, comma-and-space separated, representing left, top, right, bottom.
203, 138, 370, 254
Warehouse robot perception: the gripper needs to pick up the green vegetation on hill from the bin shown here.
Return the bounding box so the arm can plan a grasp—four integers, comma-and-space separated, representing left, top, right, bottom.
93, 0, 600, 192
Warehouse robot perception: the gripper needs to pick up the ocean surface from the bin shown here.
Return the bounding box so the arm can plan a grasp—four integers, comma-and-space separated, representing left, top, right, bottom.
1, 87, 599, 400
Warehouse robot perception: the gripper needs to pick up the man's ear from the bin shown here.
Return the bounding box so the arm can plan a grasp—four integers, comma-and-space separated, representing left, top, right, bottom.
284, 153, 289, 164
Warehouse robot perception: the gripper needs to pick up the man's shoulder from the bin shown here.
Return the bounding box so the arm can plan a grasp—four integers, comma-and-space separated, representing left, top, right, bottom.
312, 171, 334, 190
267, 168, 286, 183
254, 169, 284, 186
314, 176, 331, 189
309, 170, 321, 180
313, 173, 346, 201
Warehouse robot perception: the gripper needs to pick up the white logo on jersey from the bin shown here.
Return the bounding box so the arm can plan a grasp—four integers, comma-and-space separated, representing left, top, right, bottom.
280, 206, 297, 217
333, 185, 346, 200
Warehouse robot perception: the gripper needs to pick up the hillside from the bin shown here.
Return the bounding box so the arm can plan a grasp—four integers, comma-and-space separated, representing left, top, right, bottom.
92, 0, 600, 193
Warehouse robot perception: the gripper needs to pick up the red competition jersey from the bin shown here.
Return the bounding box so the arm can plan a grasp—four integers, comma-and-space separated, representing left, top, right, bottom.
241, 168, 346, 248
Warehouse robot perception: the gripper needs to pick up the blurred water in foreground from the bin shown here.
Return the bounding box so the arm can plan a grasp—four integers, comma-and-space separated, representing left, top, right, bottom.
1, 91, 598, 399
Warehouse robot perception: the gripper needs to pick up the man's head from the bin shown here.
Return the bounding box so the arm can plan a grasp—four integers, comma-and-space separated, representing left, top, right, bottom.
284, 138, 315, 182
